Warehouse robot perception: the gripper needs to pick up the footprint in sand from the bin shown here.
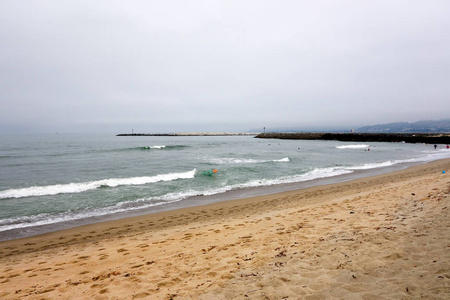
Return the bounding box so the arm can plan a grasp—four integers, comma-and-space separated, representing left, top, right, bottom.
98, 254, 109, 260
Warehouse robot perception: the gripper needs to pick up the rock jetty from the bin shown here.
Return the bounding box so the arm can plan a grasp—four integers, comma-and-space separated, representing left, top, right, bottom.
255, 132, 450, 144
117, 132, 257, 137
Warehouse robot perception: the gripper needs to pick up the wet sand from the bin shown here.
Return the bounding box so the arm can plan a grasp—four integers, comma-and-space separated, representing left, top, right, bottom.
1, 159, 449, 299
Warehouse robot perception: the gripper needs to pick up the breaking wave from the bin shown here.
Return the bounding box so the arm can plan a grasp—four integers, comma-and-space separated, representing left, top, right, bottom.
0, 169, 197, 199
140, 145, 187, 150
336, 144, 370, 149
208, 157, 290, 164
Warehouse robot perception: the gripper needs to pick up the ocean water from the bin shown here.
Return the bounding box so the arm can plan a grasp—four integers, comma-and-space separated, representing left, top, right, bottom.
1, 133, 449, 241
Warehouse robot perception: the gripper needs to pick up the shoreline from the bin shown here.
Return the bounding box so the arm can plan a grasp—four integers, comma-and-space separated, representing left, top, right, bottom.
0, 158, 431, 242
1, 158, 449, 298
2, 159, 446, 246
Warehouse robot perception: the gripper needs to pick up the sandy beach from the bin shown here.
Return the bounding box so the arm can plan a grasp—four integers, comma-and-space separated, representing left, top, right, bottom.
1, 159, 449, 299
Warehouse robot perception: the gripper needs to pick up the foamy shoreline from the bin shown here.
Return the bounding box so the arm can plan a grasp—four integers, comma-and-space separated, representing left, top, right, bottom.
0, 158, 430, 242
1, 158, 449, 299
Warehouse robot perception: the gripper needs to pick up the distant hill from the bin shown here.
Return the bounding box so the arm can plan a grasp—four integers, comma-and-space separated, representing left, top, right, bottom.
357, 119, 450, 133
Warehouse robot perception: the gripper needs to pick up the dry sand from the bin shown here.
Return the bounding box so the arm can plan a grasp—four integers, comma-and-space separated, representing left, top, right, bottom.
1, 159, 450, 299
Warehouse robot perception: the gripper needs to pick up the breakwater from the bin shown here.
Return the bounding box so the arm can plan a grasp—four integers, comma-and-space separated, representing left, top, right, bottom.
117, 132, 257, 137
255, 133, 450, 144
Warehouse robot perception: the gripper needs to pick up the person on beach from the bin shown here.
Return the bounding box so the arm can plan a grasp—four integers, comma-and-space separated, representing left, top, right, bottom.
434, 144, 437, 149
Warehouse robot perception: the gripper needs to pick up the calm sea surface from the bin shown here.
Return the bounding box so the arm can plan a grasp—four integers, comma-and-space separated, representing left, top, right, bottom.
1, 134, 449, 241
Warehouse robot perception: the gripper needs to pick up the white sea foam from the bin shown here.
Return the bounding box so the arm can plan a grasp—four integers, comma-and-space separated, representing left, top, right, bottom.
208, 157, 290, 164
140, 145, 166, 149
336, 144, 370, 149
0, 169, 197, 199
346, 150, 450, 170
275, 157, 290, 162
0, 197, 184, 232
169, 166, 353, 198
114, 166, 353, 212
346, 160, 397, 170
346, 157, 423, 171
269, 167, 353, 185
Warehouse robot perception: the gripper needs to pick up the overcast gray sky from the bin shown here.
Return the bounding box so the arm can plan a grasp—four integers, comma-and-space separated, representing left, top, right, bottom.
1, 1, 449, 133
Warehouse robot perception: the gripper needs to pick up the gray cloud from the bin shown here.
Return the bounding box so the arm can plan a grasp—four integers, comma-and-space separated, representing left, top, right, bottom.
1, 0, 449, 133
